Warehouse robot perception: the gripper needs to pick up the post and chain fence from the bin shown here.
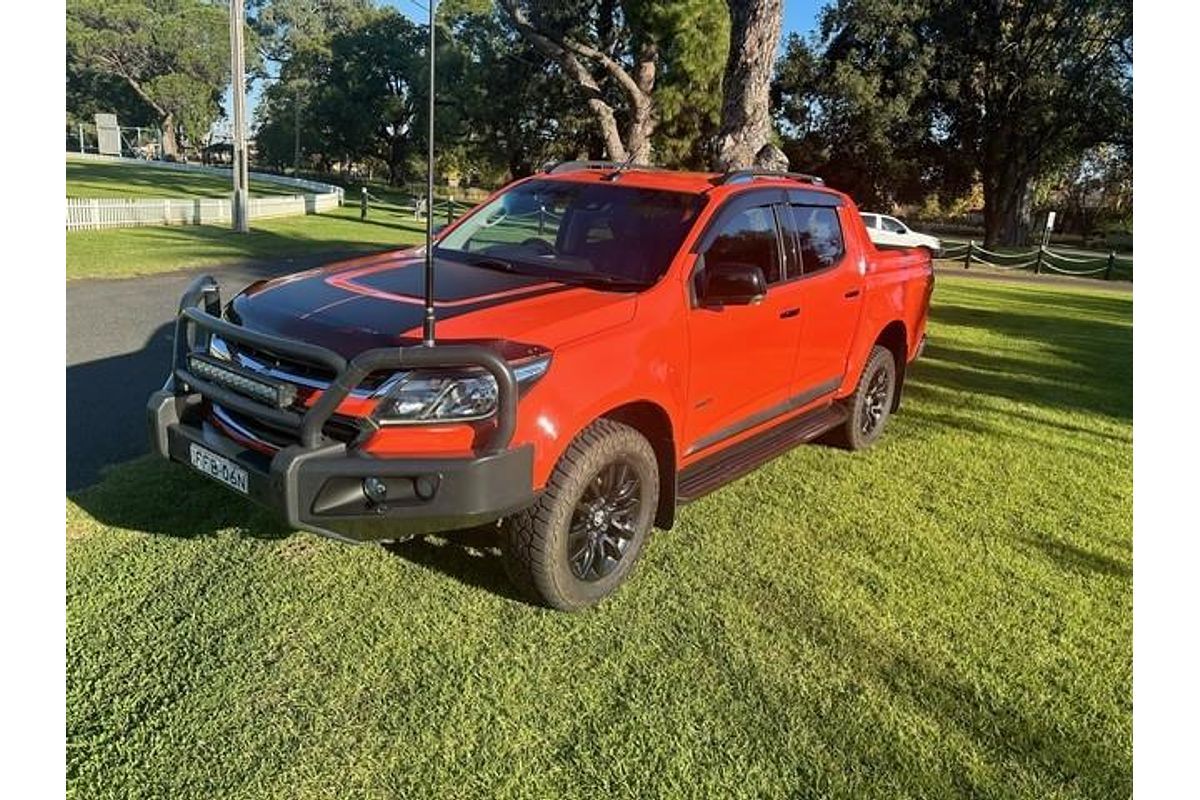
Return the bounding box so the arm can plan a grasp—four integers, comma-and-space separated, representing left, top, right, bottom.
938, 241, 1134, 281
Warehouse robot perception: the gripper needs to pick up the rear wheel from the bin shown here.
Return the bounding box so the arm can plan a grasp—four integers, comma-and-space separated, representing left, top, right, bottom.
830, 345, 897, 450
500, 418, 659, 611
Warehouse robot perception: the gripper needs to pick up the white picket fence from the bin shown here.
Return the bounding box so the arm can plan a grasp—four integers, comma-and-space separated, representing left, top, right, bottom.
66, 154, 344, 231
66, 193, 342, 230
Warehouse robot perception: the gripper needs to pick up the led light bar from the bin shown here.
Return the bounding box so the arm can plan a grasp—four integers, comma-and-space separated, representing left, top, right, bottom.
187, 353, 298, 409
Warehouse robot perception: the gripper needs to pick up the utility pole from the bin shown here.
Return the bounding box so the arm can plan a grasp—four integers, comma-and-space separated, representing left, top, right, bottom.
293, 86, 302, 175
229, 0, 249, 233
422, 0, 437, 346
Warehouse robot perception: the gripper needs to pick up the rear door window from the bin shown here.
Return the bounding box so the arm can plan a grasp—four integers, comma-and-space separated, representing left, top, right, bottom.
790, 205, 846, 275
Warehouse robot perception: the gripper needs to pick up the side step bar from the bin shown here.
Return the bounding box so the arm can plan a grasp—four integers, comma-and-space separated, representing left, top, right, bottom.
676, 403, 848, 503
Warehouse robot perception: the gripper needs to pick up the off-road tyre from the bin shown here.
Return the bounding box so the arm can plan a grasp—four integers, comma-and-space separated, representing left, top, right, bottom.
830, 345, 897, 450
500, 418, 659, 611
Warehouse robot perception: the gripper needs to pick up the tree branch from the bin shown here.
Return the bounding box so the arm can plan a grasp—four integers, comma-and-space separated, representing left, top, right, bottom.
99, 52, 168, 120
498, 0, 650, 111
497, 0, 633, 159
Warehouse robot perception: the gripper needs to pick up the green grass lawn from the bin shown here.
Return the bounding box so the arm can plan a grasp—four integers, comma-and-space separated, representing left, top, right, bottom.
67, 157, 302, 199
66, 276, 1132, 799
67, 205, 428, 280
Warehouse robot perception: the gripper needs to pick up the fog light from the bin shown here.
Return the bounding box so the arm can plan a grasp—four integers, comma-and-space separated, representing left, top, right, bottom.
414, 475, 439, 500
362, 477, 388, 504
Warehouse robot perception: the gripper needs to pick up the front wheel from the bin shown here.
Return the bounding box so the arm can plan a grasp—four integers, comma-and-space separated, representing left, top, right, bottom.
500, 419, 659, 611
830, 345, 897, 450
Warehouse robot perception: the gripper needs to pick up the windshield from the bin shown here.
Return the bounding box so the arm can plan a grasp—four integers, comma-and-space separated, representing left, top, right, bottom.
435, 179, 706, 287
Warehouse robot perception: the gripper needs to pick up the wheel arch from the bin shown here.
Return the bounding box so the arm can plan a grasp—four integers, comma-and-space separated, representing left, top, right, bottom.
873, 320, 908, 411
600, 400, 678, 530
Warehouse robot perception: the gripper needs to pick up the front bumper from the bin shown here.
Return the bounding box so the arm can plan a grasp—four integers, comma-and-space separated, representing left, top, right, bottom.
149, 391, 534, 541
147, 275, 536, 543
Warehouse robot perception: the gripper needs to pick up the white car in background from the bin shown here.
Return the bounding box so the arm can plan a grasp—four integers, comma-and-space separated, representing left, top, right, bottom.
860, 213, 941, 255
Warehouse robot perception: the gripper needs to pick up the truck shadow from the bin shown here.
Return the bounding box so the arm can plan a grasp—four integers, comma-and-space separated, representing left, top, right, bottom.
69, 455, 531, 603
382, 527, 531, 605
69, 456, 293, 541
1016, 533, 1132, 579
67, 323, 176, 491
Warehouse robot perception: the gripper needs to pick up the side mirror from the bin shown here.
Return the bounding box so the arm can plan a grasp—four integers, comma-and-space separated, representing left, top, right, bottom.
699, 262, 767, 307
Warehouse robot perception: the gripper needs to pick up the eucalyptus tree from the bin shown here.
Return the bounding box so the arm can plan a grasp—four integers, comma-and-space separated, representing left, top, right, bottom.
66, 0, 239, 158
927, 0, 1132, 245
776, 0, 1132, 246
496, 0, 729, 167
249, 0, 379, 169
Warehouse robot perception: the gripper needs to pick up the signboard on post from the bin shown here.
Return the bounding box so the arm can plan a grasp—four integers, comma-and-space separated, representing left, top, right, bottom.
95, 113, 121, 156
1042, 210, 1057, 246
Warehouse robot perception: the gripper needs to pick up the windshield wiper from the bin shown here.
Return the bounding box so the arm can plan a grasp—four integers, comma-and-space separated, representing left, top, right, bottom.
557, 272, 652, 290
466, 256, 519, 274
441, 249, 649, 289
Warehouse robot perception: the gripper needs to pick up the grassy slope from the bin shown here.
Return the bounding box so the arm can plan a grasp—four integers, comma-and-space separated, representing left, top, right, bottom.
67, 158, 299, 199
66, 276, 1132, 799
66, 205, 427, 280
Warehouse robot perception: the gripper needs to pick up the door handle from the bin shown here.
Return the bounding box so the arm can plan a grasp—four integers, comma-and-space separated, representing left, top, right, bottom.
780, 307, 801, 319
844, 289, 861, 299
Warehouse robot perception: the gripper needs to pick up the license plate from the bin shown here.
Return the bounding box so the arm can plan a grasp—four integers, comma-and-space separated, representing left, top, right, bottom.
189, 443, 249, 494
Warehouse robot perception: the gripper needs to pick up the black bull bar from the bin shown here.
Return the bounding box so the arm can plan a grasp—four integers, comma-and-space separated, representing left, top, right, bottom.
163, 274, 518, 452
147, 275, 534, 542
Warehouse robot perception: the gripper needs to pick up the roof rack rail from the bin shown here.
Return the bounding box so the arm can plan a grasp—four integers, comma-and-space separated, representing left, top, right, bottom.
542, 160, 664, 175
713, 169, 825, 187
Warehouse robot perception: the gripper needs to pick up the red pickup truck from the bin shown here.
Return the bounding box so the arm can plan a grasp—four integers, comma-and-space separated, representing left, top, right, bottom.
148, 163, 933, 610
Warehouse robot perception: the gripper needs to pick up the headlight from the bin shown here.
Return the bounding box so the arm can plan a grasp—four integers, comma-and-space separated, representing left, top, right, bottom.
375, 371, 498, 422
374, 355, 551, 424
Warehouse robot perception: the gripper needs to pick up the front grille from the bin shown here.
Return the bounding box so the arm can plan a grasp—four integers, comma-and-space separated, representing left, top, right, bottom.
213, 403, 368, 451
225, 340, 394, 394
228, 341, 337, 386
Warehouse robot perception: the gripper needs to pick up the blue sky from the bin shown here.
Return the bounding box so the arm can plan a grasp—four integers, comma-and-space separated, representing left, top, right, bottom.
239, 1, 824, 128
383, 0, 823, 38
783, 0, 824, 40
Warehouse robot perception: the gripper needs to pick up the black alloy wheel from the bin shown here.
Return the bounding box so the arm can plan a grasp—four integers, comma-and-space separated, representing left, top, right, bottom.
827, 344, 897, 450
860, 366, 891, 437
566, 460, 642, 581
500, 418, 659, 611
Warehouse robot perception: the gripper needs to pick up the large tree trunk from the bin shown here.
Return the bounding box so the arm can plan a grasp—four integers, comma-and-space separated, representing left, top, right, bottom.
715, 0, 783, 171
386, 134, 405, 186
982, 142, 1036, 248
160, 113, 179, 160
623, 42, 657, 164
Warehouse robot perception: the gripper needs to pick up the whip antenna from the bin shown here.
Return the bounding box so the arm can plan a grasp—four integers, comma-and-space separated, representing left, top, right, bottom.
422, 0, 437, 346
